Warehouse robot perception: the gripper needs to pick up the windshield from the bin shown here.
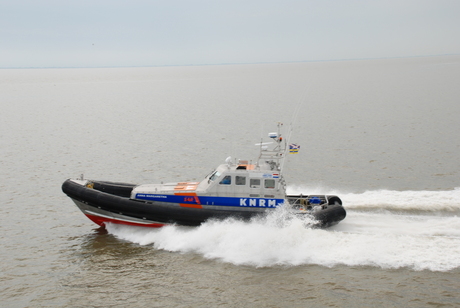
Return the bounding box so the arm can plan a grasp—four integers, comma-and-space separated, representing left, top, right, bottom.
209, 171, 221, 182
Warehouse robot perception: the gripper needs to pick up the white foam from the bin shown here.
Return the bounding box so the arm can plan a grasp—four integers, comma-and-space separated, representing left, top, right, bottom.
343, 188, 460, 212
288, 186, 460, 212
106, 202, 460, 271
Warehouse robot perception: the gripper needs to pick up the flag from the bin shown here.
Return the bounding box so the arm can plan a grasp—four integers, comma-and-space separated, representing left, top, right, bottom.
289, 144, 300, 154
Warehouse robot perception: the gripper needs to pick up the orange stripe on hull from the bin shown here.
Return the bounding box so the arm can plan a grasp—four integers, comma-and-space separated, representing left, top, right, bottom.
178, 203, 202, 208
84, 214, 166, 228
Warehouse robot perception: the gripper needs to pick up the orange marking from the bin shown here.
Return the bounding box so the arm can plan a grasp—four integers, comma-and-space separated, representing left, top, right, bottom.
174, 192, 202, 209
174, 182, 199, 191
237, 164, 255, 170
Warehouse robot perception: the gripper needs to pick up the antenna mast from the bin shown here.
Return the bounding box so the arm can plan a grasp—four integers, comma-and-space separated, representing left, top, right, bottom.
279, 89, 307, 172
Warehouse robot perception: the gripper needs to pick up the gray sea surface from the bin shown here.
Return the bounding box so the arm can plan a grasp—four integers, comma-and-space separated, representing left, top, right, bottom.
1, 56, 460, 307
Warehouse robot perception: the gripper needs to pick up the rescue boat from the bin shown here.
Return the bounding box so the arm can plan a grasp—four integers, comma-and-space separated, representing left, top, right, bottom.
62, 123, 346, 228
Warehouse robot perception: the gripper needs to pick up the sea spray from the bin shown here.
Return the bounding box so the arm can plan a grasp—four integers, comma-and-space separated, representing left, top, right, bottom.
106, 193, 460, 271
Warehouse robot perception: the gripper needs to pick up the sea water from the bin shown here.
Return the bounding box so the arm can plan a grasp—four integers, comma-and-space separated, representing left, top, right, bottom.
1, 56, 460, 307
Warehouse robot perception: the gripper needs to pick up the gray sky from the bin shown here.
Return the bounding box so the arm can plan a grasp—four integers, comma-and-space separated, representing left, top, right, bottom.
1, 0, 459, 68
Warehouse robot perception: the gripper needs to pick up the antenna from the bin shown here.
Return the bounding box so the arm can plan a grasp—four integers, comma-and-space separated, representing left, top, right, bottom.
280, 88, 307, 172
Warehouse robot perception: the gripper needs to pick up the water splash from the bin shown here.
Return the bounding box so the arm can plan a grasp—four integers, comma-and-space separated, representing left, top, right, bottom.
106, 192, 460, 271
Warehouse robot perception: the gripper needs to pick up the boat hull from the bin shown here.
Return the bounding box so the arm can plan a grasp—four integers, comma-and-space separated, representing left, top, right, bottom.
62, 179, 346, 228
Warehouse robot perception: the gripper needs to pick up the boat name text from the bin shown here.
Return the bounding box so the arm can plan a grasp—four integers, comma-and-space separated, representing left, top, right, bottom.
239, 198, 277, 207
136, 194, 167, 199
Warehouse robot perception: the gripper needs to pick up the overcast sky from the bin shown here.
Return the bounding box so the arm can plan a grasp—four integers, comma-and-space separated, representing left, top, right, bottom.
1, 0, 459, 68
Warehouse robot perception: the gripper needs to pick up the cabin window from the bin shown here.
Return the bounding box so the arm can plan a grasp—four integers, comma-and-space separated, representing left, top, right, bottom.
209, 171, 221, 182
250, 179, 260, 188
219, 176, 231, 185
265, 179, 275, 189
235, 176, 246, 185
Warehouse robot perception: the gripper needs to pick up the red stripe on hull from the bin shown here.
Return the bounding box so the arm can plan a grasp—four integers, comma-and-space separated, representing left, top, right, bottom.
84, 214, 166, 228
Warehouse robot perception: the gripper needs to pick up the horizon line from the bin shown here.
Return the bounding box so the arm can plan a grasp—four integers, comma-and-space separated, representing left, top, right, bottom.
1, 53, 459, 70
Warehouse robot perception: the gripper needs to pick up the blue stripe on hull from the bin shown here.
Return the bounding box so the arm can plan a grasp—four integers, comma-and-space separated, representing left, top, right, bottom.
135, 193, 284, 208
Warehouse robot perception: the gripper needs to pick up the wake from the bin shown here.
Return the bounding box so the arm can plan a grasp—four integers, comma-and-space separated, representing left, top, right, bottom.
289, 186, 460, 213
106, 189, 460, 272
